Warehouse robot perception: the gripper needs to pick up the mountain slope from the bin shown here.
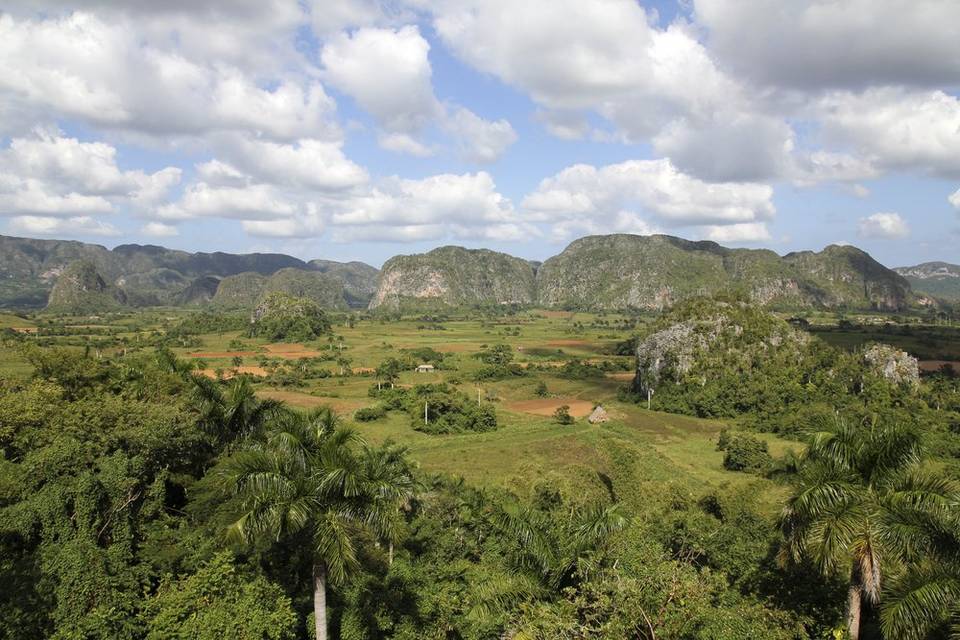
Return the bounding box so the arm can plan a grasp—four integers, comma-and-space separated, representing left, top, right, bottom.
212, 268, 349, 310
0, 234, 377, 309
369, 246, 537, 310
895, 262, 960, 300
45, 260, 127, 314
537, 234, 913, 311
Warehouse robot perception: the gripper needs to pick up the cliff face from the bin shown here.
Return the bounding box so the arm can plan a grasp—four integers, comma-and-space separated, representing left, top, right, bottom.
45, 260, 127, 314
536, 234, 914, 311
368, 246, 537, 310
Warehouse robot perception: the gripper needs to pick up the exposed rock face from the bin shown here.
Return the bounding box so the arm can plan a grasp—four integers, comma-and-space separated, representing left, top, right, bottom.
45, 260, 127, 313
863, 344, 920, 387
369, 246, 537, 310
895, 262, 960, 301
538, 234, 913, 311
634, 300, 810, 394
213, 269, 348, 310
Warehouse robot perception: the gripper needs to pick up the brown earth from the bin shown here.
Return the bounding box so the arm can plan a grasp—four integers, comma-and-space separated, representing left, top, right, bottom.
920, 360, 959, 374
605, 372, 635, 381
263, 343, 321, 358
507, 398, 595, 418
197, 365, 268, 379
188, 350, 258, 359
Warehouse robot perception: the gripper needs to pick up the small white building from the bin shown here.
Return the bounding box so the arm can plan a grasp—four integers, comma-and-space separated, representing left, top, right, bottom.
415, 364, 435, 373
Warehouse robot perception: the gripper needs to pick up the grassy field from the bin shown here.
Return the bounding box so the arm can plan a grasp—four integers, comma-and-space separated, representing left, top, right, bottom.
0, 307, 821, 515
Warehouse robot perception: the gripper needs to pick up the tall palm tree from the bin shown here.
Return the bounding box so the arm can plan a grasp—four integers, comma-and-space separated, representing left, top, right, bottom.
223, 406, 397, 640
190, 374, 284, 443
361, 441, 418, 565
779, 418, 957, 639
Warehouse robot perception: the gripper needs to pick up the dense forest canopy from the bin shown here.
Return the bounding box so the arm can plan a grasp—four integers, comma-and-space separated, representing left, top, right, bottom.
1, 298, 958, 640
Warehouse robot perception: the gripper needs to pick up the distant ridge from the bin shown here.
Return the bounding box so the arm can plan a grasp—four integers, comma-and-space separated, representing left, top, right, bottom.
895, 262, 960, 301
0, 232, 929, 312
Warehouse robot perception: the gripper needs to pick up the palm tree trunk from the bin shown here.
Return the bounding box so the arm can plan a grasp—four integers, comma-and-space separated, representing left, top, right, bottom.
846, 581, 862, 640
388, 540, 394, 566
313, 562, 328, 640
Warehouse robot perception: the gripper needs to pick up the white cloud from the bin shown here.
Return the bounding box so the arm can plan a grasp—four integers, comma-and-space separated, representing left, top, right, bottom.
158, 183, 298, 221
703, 222, 772, 243
522, 159, 775, 227
219, 136, 369, 191
334, 172, 516, 226
443, 107, 517, 163
694, 0, 960, 90
141, 222, 178, 238
307, 0, 412, 36
321, 25, 439, 134
8, 215, 119, 237
0, 12, 339, 142
378, 132, 435, 157
818, 89, 960, 178
858, 212, 910, 239
949, 188, 960, 209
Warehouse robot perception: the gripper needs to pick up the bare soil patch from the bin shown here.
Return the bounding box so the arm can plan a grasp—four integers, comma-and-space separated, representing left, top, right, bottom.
605, 372, 635, 381
188, 350, 258, 359
263, 343, 321, 358
545, 339, 594, 349
540, 310, 575, 319
920, 360, 959, 374
197, 365, 268, 379
508, 398, 595, 418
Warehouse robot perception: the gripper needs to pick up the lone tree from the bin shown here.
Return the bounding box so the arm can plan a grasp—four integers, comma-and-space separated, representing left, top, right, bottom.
779, 418, 956, 640
223, 407, 407, 640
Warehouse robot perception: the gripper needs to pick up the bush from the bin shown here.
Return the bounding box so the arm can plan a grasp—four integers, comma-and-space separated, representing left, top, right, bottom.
722, 434, 772, 473
535, 380, 548, 397
553, 405, 574, 425
354, 405, 387, 422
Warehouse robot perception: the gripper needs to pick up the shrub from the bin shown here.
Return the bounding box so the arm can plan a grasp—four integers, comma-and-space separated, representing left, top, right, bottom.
553, 405, 574, 425
354, 405, 387, 422
722, 435, 772, 473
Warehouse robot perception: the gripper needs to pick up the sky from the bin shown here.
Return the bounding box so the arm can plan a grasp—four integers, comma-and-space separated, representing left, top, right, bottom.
0, 0, 958, 269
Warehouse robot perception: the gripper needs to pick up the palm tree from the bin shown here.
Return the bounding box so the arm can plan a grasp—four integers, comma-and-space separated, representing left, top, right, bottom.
190, 374, 284, 443
779, 418, 957, 639
361, 441, 417, 565
882, 558, 960, 640
223, 406, 398, 640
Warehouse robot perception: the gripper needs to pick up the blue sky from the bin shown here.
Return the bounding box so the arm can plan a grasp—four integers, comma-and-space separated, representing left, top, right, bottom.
0, 0, 958, 269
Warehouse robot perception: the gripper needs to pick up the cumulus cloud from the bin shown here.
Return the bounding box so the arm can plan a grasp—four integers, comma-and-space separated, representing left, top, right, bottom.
0, 12, 339, 142
817, 89, 960, 179
949, 188, 960, 209
8, 214, 119, 237
857, 212, 910, 239
216, 136, 369, 191
694, 0, 960, 90
0, 129, 180, 217
157, 183, 298, 221
443, 107, 517, 163
321, 25, 516, 160
141, 221, 178, 237
522, 159, 775, 228
703, 222, 772, 243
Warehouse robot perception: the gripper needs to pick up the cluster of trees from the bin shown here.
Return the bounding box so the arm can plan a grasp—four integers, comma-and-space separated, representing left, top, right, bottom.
368, 383, 498, 434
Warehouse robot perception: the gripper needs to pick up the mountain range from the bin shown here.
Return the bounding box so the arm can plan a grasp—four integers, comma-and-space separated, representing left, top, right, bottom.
894, 262, 960, 301
0, 232, 949, 314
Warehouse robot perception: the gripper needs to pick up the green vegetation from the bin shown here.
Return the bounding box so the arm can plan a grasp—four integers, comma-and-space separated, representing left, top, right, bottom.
248, 292, 331, 341
1, 299, 957, 640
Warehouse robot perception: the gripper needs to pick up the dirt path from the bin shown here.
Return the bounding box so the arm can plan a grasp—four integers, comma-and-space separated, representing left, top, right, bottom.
507, 398, 594, 418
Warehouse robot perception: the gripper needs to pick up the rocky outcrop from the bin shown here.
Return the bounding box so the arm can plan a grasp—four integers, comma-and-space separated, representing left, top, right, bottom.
538, 234, 913, 311
369, 246, 537, 310
213, 269, 348, 311
863, 344, 920, 388
45, 260, 127, 314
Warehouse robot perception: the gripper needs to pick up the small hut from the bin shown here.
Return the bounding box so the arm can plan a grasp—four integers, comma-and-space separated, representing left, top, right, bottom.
415, 364, 435, 373
587, 405, 609, 424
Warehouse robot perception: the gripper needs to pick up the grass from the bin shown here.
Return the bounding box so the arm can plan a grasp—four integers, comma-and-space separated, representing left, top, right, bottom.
4, 307, 808, 514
